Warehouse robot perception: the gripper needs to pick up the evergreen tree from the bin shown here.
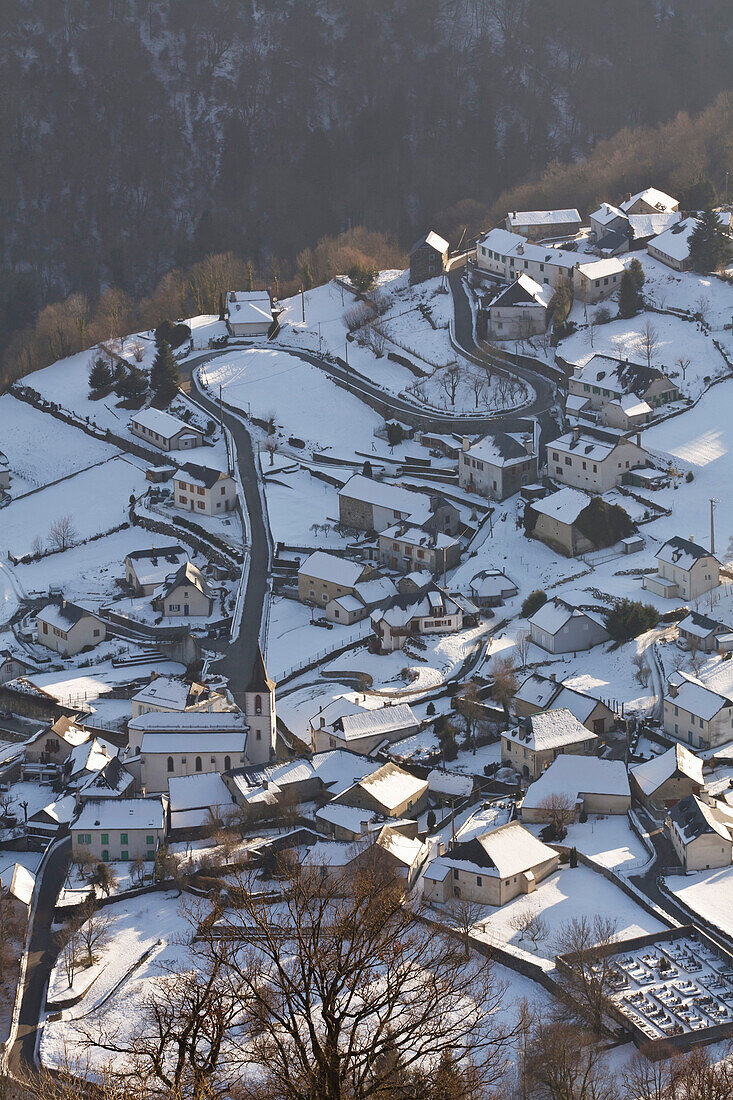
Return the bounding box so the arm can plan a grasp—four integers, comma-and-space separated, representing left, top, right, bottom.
628, 257, 645, 294
116, 365, 148, 402
88, 357, 113, 394
150, 338, 180, 404
618, 270, 640, 318
689, 208, 730, 272
218, 292, 226, 321
246, 262, 254, 292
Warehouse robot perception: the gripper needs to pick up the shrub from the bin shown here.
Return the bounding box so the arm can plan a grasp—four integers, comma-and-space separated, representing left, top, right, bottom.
685, 470, 694, 482
154, 319, 191, 350
569, 846, 578, 866
348, 263, 377, 295
594, 307, 611, 325
426, 810, 436, 831
521, 589, 547, 618
426, 701, 436, 716
605, 598, 658, 641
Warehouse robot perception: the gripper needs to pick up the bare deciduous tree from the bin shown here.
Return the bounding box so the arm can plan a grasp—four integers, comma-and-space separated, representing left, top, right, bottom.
632, 652, 650, 687
490, 654, 518, 714
48, 514, 78, 551
451, 897, 484, 958
538, 793, 576, 837
555, 915, 619, 1035
509, 903, 548, 952
676, 355, 691, 383
637, 319, 660, 368
525, 1018, 617, 1100
438, 362, 462, 407
77, 894, 111, 969
264, 434, 278, 466
516, 629, 531, 671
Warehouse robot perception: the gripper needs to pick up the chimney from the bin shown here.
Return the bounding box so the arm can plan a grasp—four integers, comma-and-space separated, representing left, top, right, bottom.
360, 819, 370, 836
698, 788, 712, 806
462, 437, 470, 452
572, 426, 580, 442
636, 432, 642, 447
262, 778, 268, 790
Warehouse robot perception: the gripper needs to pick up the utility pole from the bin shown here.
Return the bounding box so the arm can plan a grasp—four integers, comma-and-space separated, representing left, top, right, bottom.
710, 497, 718, 554
219, 384, 223, 430
300, 284, 306, 324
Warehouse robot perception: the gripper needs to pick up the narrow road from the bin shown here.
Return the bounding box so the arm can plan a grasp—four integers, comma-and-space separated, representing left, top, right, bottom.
8, 836, 71, 1076
177, 356, 270, 699
448, 268, 562, 449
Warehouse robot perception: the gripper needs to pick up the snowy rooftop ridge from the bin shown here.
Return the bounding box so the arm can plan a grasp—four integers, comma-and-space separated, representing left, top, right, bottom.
521, 754, 630, 810
505, 708, 597, 753
631, 744, 705, 797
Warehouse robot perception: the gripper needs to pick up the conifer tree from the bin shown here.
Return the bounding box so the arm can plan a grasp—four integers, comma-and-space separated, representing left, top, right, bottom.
246, 262, 254, 292
115, 365, 148, 403
88, 357, 113, 394
150, 338, 180, 403
689, 208, 730, 272
618, 270, 640, 318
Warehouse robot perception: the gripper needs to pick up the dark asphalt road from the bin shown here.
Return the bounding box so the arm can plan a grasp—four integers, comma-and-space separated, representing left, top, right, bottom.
179, 352, 271, 702
8, 836, 71, 1076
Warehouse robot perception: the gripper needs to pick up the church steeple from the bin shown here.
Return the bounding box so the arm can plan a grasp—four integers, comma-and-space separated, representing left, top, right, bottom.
246, 646, 276, 694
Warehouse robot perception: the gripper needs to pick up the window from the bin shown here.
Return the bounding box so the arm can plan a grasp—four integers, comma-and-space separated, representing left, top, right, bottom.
453, 869, 459, 880
197, 487, 204, 495
255, 695, 262, 716
146, 836, 154, 846
195, 756, 202, 772
476, 876, 482, 886
93, 629, 100, 637
120, 833, 128, 845
101, 833, 109, 845
256, 730, 262, 740
147, 850, 155, 860
167, 756, 174, 772
197, 501, 205, 510
121, 850, 128, 861
102, 850, 109, 862
224, 755, 231, 770
78, 834, 91, 845
221, 486, 226, 494
564, 457, 571, 465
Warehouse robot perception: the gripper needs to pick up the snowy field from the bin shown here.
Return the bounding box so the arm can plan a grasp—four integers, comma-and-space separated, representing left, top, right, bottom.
664, 867, 733, 938
0, 395, 119, 495
1, 455, 148, 559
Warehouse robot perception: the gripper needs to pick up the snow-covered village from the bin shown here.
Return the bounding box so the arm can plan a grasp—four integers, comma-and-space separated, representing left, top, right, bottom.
4, 8, 733, 1094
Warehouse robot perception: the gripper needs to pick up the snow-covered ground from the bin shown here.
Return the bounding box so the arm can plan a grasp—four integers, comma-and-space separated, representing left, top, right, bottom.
664, 867, 733, 938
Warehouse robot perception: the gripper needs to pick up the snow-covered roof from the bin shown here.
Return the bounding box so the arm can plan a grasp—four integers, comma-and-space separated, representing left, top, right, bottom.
631, 744, 704, 797
427, 769, 473, 798
314, 803, 379, 834
528, 597, 606, 638
521, 754, 629, 810
338, 474, 423, 515
298, 551, 366, 587
354, 576, 398, 605
549, 428, 634, 463
678, 611, 728, 639
478, 228, 577, 270
530, 486, 591, 525
550, 686, 605, 725
36, 601, 97, 632
514, 673, 561, 712
469, 569, 517, 598
167, 772, 232, 812
335, 704, 418, 742
139, 731, 247, 754
657, 536, 717, 571
67, 737, 116, 778
565, 393, 591, 413
620, 187, 678, 214
380, 523, 458, 550
125, 546, 188, 587
505, 708, 597, 753
411, 230, 449, 254
303, 840, 358, 868
9, 864, 35, 906
74, 797, 166, 832
669, 793, 733, 844
328, 594, 364, 614
175, 462, 231, 489
648, 217, 697, 262
590, 203, 626, 225
129, 711, 246, 733
132, 676, 217, 712
627, 212, 680, 238
507, 208, 581, 228
376, 825, 424, 867
573, 353, 669, 398
423, 859, 451, 882
575, 257, 624, 280
35, 795, 77, 825
465, 431, 534, 466
130, 407, 200, 441
490, 274, 554, 309
668, 679, 733, 722
450, 821, 557, 878
609, 394, 652, 417
348, 762, 427, 812
227, 290, 273, 324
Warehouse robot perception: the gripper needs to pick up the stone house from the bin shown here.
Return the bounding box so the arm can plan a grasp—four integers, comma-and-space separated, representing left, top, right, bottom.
0, 650, 34, 685
501, 708, 598, 780
476, 228, 577, 288
647, 217, 697, 272
311, 702, 418, 755
333, 762, 428, 820
337, 474, 425, 533
630, 744, 705, 810
567, 354, 679, 412
423, 821, 559, 907
528, 597, 609, 654
371, 588, 475, 652
645, 537, 720, 601
124, 546, 189, 596
151, 562, 212, 618
601, 394, 653, 432
573, 258, 624, 303
513, 673, 614, 735
485, 274, 552, 340
173, 463, 236, 516
505, 208, 581, 240
24, 716, 91, 767
527, 487, 596, 557
297, 551, 373, 607
130, 408, 204, 452
72, 798, 167, 863
226, 290, 274, 337
459, 431, 537, 501
547, 427, 648, 493
520, 755, 630, 823
36, 601, 105, 657
677, 611, 731, 653
378, 522, 461, 575
409, 231, 449, 285
131, 675, 229, 718
620, 187, 679, 215
667, 793, 733, 871
589, 203, 628, 241
663, 673, 733, 752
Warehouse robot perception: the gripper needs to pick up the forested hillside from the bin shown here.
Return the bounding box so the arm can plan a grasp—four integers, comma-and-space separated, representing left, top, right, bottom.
2, 0, 733, 374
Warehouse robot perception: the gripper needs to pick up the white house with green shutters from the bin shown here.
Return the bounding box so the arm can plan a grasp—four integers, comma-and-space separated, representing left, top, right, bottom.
72, 797, 167, 863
